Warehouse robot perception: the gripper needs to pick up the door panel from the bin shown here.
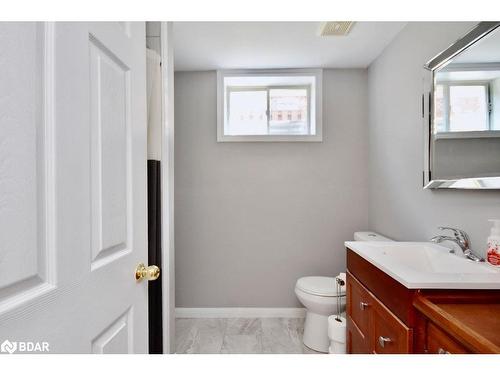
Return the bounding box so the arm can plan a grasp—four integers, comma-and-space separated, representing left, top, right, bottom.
91, 308, 133, 354
89, 35, 131, 269
0, 22, 56, 313
0, 22, 148, 354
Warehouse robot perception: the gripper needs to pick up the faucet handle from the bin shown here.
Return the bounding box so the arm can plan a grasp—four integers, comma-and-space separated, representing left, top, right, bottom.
438, 227, 470, 246
438, 226, 461, 237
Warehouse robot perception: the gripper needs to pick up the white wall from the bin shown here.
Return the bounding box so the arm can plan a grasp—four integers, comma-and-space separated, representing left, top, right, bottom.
175, 69, 368, 307
368, 22, 500, 255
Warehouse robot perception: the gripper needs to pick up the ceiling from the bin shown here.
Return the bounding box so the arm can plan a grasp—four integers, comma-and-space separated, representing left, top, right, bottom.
173, 22, 406, 71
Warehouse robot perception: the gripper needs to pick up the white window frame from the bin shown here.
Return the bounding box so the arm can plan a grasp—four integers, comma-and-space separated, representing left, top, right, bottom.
217, 69, 323, 142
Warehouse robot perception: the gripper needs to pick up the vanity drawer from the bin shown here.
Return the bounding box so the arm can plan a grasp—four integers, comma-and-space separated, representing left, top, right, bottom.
426, 322, 469, 354
372, 296, 412, 354
347, 272, 372, 336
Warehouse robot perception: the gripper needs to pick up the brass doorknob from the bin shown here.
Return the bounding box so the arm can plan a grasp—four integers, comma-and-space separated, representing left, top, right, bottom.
135, 263, 160, 282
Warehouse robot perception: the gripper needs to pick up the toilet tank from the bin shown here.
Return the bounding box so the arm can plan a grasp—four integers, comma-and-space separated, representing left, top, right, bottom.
353, 231, 393, 241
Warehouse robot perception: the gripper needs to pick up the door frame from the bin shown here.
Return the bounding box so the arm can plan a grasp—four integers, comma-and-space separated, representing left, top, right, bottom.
160, 21, 176, 354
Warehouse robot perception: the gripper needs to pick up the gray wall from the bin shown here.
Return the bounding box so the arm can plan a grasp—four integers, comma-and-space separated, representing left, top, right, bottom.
368, 22, 500, 256
433, 137, 500, 179
175, 70, 369, 307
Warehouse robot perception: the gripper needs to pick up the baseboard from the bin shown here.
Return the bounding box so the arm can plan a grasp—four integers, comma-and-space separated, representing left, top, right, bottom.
175, 307, 306, 319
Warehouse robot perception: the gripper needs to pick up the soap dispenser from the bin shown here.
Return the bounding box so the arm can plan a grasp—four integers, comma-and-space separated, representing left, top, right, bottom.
487, 219, 500, 266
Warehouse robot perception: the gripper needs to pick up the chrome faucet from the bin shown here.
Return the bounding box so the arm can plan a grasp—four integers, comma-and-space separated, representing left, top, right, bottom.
430, 227, 484, 262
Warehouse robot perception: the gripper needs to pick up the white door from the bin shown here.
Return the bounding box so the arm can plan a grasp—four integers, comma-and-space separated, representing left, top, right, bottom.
0, 22, 151, 354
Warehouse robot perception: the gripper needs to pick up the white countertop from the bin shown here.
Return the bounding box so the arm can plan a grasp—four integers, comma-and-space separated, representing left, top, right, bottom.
345, 241, 500, 289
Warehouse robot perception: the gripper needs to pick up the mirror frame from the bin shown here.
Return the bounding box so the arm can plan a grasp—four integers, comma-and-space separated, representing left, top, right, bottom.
423, 21, 500, 189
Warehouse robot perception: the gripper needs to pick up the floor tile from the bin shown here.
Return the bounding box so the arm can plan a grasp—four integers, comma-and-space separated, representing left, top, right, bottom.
220, 334, 262, 354
225, 318, 262, 335
175, 319, 198, 354
176, 318, 226, 354
260, 318, 304, 354
175, 317, 326, 354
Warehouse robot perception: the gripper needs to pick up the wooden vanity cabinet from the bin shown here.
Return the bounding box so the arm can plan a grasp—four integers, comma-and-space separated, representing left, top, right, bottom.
346, 247, 500, 354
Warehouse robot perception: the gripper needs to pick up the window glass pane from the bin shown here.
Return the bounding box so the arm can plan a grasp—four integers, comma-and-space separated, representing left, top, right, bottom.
449, 85, 488, 132
219, 73, 320, 141
434, 85, 445, 133
269, 89, 308, 135
227, 90, 268, 135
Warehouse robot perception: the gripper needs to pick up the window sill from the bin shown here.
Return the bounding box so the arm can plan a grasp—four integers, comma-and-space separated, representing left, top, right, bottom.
216, 134, 323, 142
434, 130, 500, 140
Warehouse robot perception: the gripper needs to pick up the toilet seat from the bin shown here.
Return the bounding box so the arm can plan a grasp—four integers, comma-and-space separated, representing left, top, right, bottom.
295, 276, 345, 297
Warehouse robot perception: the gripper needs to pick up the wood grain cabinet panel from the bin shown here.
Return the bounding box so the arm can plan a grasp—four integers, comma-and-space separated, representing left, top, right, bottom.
347, 316, 370, 354
371, 298, 412, 354
347, 272, 371, 336
426, 322, 470, 354
347, 271, 412, 354
346, 274, 372, 353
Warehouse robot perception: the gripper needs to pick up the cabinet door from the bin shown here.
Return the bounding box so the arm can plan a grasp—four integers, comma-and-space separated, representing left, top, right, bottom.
372, 297, 412, 354
347, 272, 372, 353
347, 316, 370, 353
347, 272, 372, 336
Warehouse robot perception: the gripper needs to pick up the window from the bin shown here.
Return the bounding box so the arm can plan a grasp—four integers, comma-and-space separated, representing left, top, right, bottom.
434, 82, 490, 133
449, 85, 488, 131
217, 69, 322, 141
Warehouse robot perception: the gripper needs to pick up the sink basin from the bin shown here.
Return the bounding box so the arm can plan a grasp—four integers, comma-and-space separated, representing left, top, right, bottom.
345, 241, 500, 289
378, 243, 496, 274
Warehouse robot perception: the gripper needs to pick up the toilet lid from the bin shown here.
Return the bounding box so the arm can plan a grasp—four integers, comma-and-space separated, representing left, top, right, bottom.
296, 276, 346, 297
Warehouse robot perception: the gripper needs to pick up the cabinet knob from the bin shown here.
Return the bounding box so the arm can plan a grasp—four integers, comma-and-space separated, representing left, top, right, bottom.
359, 302, 369, 310
378, 336, 392, 348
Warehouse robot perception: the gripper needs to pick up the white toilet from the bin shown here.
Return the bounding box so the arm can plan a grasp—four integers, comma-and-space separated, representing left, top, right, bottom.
353, 231, 392, 242
296, 231, 393, 353
295, 276, 346, 352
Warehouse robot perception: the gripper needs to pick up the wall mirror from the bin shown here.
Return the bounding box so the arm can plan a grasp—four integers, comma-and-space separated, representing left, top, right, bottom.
423, 22, 500, 189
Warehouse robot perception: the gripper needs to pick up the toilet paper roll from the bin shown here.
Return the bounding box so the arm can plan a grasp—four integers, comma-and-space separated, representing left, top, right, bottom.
328, 315, 347, 342
337, 272, 346, 283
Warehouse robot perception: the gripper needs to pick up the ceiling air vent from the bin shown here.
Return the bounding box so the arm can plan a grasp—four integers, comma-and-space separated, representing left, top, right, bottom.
318, 21, 355, 36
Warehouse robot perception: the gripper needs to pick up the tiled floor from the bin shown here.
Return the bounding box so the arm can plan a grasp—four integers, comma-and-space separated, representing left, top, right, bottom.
175, 318, 323, 354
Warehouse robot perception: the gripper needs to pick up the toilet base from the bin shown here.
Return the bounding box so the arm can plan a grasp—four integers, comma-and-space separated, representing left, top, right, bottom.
302, 311, 330, 353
